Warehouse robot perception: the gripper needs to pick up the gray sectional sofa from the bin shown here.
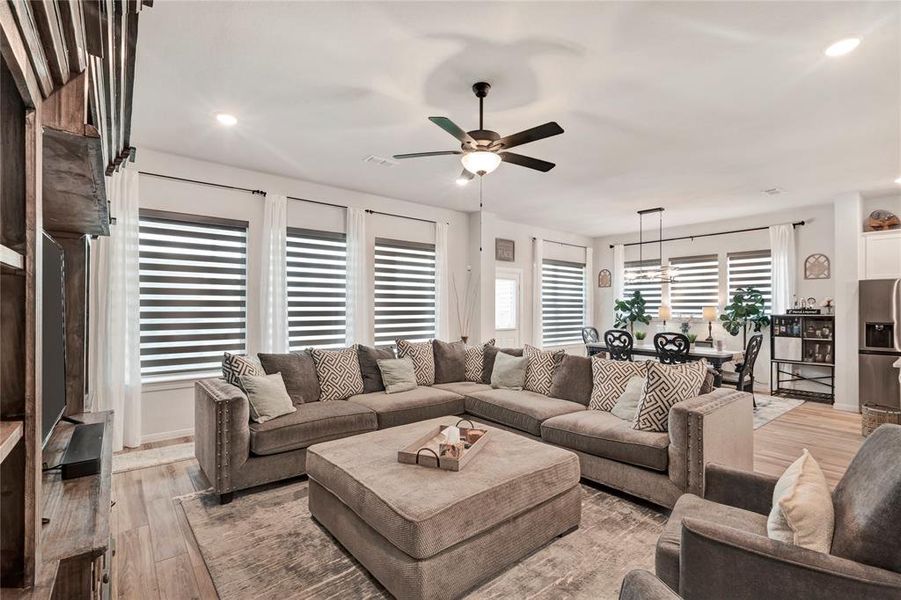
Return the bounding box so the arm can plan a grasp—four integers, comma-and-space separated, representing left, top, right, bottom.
195, 346, 754, 507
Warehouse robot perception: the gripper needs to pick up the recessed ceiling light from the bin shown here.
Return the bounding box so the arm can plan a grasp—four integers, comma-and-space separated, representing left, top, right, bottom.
216, 113, 238, 126
895, 176, 901, 185
824, 38, 861, 57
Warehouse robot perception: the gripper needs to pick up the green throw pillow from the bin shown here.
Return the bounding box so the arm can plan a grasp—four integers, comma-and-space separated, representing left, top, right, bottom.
239, 373, 296, 423
377, 357, 418, 394
491, 352, 529, 391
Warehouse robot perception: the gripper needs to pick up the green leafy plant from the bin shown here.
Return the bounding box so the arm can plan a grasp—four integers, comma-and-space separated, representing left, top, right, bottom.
687, 333, 698, 344
719, 286, 771, 347
634, 330, 647, 341
614, 291, 652, 334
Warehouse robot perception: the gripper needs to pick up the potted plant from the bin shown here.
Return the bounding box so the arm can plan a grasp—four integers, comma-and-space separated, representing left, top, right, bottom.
719, 286, 771, 347
634, 330, 647, 341
614, 291, 652, 334
687, 333, 698, 345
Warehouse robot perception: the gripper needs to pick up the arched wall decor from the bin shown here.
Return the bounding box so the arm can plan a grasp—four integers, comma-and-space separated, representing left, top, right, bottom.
804, 254, 831, 280
598, 268, 612, 288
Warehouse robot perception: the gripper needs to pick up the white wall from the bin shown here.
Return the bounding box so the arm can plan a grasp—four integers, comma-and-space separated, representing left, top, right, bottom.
134, 150, 588, 442
591, 203, 836, 387
136, 149, 471, 442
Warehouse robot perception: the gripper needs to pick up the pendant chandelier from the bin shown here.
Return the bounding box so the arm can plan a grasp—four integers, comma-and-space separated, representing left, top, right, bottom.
624, 207, 679, 284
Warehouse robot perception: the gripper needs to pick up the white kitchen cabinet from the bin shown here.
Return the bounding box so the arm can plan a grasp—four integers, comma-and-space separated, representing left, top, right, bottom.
862, 230, 901, 279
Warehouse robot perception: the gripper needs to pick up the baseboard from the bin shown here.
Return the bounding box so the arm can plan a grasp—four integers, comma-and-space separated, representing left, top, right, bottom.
832, 402, 860, 414
141, 427, 194, 445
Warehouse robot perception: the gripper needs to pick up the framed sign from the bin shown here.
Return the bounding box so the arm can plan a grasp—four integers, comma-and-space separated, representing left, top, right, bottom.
804, 254, 830, 280
495, 238, 515, 262
597, 268, 611, 288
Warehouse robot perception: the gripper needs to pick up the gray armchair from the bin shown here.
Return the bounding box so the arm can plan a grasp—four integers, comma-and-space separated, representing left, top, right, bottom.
655, 424, 901, 599
619, 570, 680, 600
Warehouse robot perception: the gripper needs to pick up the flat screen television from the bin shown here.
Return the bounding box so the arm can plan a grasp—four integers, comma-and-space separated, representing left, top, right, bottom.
42, 233, 67, 446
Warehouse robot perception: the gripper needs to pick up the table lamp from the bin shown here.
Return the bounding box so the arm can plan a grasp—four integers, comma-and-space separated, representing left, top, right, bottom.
702, 306, 718, 342
658, 305, 672, 330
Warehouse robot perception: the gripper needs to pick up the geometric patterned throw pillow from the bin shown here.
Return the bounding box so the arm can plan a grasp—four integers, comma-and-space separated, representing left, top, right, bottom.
464, 338, 495, 383
222, 352, 262, 388
523, 344, 565, 395
632, 360, 708, 432
310, 347, 364, 402
589, 357, 649, 412
396, 339, 435, 386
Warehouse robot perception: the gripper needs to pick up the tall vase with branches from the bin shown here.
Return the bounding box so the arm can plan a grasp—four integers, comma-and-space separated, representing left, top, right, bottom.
452, 269, 477, 343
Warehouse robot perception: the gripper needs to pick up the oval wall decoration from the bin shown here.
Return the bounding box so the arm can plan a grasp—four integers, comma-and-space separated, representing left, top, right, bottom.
804, 254, 830, 280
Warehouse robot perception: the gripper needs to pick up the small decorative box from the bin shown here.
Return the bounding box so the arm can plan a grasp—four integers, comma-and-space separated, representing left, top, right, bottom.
397, 419, 490, 472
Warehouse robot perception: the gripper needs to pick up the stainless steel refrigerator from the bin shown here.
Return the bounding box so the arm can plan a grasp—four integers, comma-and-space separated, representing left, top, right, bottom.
859, 279, 901, 410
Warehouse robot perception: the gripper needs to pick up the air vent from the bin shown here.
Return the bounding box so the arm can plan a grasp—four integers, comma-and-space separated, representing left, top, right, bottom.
363, 155, 398, 167
763, 187, 784, 196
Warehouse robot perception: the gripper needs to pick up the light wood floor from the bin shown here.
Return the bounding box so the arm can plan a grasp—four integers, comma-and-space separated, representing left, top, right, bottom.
110, 403, 863, 599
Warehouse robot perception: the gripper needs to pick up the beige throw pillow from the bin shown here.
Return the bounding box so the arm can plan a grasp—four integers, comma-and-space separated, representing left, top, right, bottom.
767, 449, 835, 553
491, 352, 529, 391
611, 376, 646, 421
239, 373, 296, 423
377, 358, 418, 394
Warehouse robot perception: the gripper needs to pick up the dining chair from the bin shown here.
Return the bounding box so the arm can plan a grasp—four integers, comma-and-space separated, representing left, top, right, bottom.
654, 332, 691, 364
721, 333, 763, 408
582, 327, 601, 356
604, 329, 634, 361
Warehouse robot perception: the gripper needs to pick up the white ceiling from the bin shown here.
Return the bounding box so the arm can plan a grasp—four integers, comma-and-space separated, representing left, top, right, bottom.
132, 1, 900, 236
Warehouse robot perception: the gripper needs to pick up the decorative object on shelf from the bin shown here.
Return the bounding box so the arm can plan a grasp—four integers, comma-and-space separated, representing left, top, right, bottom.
597, 268, 611, 288
720, 286, 770, 348
865, 209, 900, 231
658, 305, 672, 330
680, 318, 691, 335
634, 330, 646, 341
622, 208, 679, 284
821, 297, 834, 314
702, 306, 718, 342
715, 339, 724, 351
452, 268, 477, 342
614, 291, 652, 334
861, 404, 901, 437
770, 314, 835, 403
687, 333, 698, 345
804, 253, 831, 279
495, 238, 515, 262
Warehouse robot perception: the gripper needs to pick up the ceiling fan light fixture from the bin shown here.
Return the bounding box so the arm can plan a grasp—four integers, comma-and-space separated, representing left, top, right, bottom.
461, 151, 501, 175
455, 176, 470, 186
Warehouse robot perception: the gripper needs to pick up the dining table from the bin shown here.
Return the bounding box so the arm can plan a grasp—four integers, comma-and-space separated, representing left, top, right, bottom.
585, 342, 744, 387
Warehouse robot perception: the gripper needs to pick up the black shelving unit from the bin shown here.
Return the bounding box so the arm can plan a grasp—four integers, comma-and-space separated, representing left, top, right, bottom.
770, 314, 835, 404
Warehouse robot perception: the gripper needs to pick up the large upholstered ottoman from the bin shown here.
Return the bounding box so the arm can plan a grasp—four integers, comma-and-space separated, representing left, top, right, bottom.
306, 416, 582, 600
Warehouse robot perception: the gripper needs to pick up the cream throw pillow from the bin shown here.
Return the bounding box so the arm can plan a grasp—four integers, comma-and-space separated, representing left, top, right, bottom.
239, 373, 296, 424
767, 449, 835, 553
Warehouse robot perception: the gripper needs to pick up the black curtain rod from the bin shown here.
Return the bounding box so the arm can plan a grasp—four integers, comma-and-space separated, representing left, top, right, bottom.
533, 236, 588, 250
609, 220, 805, 249
365, 209, 447, 226
139, 171, 443, 222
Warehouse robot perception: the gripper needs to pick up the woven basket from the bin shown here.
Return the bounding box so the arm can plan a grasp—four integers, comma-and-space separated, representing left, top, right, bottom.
861, 404, 901, 437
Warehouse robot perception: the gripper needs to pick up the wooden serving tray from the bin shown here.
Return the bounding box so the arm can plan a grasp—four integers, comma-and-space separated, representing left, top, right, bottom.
398, 420, 490, 472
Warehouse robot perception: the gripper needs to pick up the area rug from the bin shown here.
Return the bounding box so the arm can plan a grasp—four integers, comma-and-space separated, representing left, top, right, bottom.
752, 395, 804, 429
177, 480, 667, 599
112, 442, 194, 474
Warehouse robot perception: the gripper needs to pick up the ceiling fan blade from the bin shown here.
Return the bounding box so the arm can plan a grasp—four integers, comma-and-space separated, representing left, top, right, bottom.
429, 117, 476, 147
500, 152, 555, 172
491, 122, 564, 151
393, 150, 463, 159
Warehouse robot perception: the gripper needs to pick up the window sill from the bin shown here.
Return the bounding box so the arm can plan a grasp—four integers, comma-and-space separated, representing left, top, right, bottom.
141, 372, 219, 393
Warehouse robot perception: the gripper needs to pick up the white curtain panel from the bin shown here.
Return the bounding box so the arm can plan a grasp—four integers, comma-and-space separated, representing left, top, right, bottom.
584, 246, 594, 331
769, 223, 796, 314
613, 243, 625, 302
87, 166, 141, 450
532, 237, 544, 348
260, 194, 288, 353
434, 221, 450, 341
345, 207, 367, 345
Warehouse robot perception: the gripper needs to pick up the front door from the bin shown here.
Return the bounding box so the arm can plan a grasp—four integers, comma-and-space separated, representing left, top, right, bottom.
495, 268, 522, 347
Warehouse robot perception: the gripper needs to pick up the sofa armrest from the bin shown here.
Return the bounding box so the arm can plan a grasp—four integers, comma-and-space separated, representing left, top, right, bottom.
619, 570, 680, 600
668, 388, 754, 496
680, 518, 901, 600
194, 378, 251, 495
704, 463, 778, 515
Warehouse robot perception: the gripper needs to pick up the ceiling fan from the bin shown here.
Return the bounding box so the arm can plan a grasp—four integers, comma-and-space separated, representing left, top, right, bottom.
393, 82, 564, 183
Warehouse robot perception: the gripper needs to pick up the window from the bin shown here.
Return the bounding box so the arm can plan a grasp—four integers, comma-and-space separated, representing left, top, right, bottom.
669, 255, 720, 317
622, 260, 663, 316
542, 259, 585, 346
728, 250, 772, 311
287, 228, 347, 350
138, 210, 248, 382
495, 277, 518, 330
373, 238, 436, 346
